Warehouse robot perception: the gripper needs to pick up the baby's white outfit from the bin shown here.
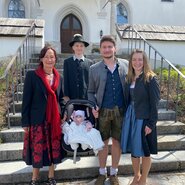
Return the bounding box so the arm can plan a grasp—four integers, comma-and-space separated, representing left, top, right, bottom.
62, 121, 104, 155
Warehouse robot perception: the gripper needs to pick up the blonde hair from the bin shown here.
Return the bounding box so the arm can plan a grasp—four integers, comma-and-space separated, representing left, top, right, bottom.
127, 49, 156, 83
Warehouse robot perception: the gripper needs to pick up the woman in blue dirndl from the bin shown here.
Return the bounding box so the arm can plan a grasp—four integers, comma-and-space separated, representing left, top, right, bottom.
121, 49, 160, 185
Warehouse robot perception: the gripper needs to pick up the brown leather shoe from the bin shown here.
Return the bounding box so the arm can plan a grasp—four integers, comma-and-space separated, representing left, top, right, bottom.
109, 175, 120, 185
95, 174, 107, 185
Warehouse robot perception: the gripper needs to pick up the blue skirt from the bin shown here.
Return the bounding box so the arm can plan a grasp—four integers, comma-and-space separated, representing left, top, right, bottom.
121, 103, 145, 157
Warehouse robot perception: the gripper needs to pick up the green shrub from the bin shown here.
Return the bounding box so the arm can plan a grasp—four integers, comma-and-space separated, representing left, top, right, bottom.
157, 66, 185, 123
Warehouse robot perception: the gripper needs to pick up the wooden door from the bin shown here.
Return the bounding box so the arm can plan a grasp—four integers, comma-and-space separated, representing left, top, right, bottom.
60, 14, 82, 53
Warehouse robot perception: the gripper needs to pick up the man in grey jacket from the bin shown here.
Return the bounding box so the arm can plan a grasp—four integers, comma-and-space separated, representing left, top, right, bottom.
88, 35, 128, 185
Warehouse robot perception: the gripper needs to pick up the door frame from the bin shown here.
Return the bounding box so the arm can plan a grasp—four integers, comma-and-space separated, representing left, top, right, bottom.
53, 4, 90, 52
60, 14, 82, 53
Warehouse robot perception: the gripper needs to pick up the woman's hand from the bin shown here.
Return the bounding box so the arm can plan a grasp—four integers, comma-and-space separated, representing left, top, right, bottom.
145, 126, 152, 136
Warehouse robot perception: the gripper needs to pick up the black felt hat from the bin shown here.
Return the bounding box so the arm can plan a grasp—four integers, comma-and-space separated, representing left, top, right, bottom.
69, 34, 89, 47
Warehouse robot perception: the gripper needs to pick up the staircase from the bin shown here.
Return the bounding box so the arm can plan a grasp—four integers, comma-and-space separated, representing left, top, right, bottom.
0, 55, 185, 184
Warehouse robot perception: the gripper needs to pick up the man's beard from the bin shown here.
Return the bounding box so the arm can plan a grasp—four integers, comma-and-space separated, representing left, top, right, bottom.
103, 55, 113, 59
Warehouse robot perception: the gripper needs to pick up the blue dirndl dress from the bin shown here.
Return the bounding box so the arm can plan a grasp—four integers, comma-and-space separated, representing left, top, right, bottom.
121, 87, 145, 157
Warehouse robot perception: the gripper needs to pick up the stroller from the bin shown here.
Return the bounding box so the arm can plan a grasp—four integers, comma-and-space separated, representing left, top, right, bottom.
61, 99, 104, 163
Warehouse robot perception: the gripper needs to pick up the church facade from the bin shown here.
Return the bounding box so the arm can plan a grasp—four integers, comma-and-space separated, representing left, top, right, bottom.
1, 0, 185, 53
1, 0, 185, 65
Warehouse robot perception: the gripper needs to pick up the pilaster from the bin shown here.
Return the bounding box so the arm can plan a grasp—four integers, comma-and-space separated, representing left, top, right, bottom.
110, 0, 118, 37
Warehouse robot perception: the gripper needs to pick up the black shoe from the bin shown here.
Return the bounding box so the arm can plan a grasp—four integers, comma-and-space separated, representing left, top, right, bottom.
46, 177, 56, 185
29, 180, 39, 185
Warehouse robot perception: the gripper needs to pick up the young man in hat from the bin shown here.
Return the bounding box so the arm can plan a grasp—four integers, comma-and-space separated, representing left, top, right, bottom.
63, 34, 93, 101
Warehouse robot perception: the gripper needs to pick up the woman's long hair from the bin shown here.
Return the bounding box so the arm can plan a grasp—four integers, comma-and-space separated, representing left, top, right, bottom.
126, 49, 156, 83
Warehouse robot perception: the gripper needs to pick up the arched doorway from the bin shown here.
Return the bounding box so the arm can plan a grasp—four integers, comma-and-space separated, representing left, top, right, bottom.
60, 14, 82, 53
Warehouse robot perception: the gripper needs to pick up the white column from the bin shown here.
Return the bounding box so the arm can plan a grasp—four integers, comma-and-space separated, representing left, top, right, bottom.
110, 0, 118, 37
0, 0, 4, 17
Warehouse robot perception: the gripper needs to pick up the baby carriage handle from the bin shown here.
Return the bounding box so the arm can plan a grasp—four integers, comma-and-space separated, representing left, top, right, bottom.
64, 99, 97, 109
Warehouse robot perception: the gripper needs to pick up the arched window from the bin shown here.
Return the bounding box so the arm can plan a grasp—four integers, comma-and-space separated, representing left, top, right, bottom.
117, 3, 128, 24
8, 0, 25, 18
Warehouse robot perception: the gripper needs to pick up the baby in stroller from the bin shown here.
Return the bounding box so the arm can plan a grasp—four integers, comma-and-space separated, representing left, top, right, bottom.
62, 110, 104, 155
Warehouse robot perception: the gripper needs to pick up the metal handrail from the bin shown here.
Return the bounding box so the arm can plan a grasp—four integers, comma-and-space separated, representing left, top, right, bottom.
0, 22, 36, 80
0, 21, 36, 128
117, 25, 185, 78
116, 24, 185, 122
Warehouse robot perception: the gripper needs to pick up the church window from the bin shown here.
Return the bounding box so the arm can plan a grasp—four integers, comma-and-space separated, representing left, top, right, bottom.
117, 3, 128, 24
73, 17, 81, 30
63, 17, 70, 29
8, 0, 25, 18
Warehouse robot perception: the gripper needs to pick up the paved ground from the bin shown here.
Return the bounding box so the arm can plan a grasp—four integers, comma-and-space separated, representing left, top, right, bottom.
8, 171, 185, 184
57, 171, 185, 185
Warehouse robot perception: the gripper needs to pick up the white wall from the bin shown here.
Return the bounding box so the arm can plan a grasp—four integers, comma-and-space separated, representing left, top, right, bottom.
150, 41, 185, 66
119, 39, 185, 66
0, 0, 3, 17
1, 37, 22, 58
1, 37, 44, 58
128, 0, 185, 26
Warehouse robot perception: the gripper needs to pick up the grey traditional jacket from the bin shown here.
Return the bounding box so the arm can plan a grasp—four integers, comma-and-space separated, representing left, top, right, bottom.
88, 58, 128, 108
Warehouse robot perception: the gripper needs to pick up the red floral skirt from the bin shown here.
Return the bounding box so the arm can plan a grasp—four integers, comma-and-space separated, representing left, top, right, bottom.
23, 121, 62, 168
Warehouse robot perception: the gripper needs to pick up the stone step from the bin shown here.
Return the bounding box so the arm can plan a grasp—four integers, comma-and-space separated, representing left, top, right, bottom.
0, 126, 24, 143
31, 53, 103, 62
7, 113, 21, 126
1, 134, 185, 161
158, 109, 176, 121
158, 99, 168, 109
0, 142, 23, 161
32, 53, 73, 58
157, 134, 185, 151
17, 83, 24, 92
13, 92, 23, 102
8, 109, 176, 126
29, 57, 64, 64
10, 98, 169, 114
24, 68, 63, 73
0, 150, 185, 184
28, 62, 63, 70
10, 101, 22, 113
29, 55, 128, 66
29, 57, 100, 65
157, 121, 185, 135
1, 121, 184, 143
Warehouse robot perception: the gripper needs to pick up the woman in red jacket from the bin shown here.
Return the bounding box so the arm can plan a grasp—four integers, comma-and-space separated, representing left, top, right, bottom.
22, 45, 64, 185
